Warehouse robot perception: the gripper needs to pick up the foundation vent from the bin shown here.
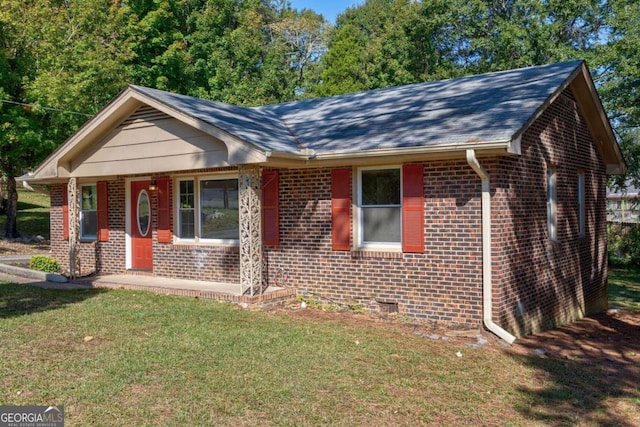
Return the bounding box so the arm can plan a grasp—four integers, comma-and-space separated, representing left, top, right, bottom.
378, 301, 399, 314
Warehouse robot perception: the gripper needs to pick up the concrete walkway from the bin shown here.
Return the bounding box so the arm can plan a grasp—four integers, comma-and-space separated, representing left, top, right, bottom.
0, 257, 297, 307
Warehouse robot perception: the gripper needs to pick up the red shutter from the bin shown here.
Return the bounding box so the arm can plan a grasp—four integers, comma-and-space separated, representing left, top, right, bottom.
331, 169, 352, 251
157, 177, 172, 243
97, 181, 109, 242
262, 170, 280, 246
62, 184, 69, 241
402, 164, 424, 253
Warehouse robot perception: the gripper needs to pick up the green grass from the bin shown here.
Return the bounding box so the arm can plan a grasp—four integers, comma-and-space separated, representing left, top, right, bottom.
0, 188, 51, 239
609, 267, 640, 311
1, 282, 638, 426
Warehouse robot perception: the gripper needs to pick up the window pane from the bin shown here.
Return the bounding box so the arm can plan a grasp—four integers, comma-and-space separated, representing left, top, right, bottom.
180, 210, 195, 238
547, 168, 557, 240
137, 190, 151, 237
80, 185, 97, 238
362, 169, 400, 205
180, 180, 194, 209
362, 207, 401, 243
81, 185, 97, 210
200, 179, 239, 240
82, 211, 97, 237
179, 180, 195, 239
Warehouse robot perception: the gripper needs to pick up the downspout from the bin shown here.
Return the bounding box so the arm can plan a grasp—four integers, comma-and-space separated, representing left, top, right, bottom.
466, 149, 516, 344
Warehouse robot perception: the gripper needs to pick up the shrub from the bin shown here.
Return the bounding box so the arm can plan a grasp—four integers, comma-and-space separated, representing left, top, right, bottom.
608, 222, 640, 266
29, 255, 61, 274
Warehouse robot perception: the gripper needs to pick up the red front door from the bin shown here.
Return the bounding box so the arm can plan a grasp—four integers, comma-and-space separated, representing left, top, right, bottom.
131, 180, 153, 270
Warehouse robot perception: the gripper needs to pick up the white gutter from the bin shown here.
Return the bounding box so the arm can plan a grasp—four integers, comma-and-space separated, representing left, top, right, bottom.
314, 140, 512, 161
17, 173, 50, 195
466, 149, 516, 344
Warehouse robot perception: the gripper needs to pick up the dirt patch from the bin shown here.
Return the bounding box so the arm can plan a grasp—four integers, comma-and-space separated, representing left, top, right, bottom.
0, 239, 50, 256
281, 302, 640, 362
281, 304, 640, 424
508, 309, 640, 373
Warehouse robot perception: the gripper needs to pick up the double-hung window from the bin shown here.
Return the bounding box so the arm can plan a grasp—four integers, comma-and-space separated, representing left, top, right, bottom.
357, 167, 402, 248
176, 175, 239, 243
80, 184, 97, 239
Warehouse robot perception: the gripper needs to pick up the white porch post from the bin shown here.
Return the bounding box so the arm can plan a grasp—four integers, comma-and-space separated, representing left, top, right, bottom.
68, 178, 80, 279
238, 165, 263, 295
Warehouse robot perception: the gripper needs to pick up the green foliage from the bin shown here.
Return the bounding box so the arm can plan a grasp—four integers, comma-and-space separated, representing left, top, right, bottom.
607, 222, 640, 266
320, 0, 610, 97
609, 225, 640, 266
29, 255, 61, 274
318, 0, 421, 96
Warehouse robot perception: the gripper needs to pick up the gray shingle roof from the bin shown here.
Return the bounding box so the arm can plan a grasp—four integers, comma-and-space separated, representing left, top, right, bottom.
132, 60, 584, 155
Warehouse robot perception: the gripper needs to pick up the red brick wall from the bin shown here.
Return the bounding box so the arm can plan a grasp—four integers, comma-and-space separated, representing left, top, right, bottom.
50, 179, 126, 276
491, 88, 608, 336
263, 164, 485, 325
49, 184, 67, 269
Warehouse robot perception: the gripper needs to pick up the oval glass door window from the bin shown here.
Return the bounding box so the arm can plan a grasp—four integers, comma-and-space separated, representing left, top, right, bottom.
137, 190, 151, 237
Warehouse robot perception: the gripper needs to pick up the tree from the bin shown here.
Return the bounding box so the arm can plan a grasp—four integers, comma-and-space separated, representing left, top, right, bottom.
595, 0, 640, 187
267, 8, 329, 97
0, 0, 135, 238
318, 0, 420, 96
1, 2, 57, 238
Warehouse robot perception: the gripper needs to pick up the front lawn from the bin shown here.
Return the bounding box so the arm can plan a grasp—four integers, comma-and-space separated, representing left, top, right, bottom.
609, 267, 640, 311
1, 281, 638, 426
0, 188, 51, 239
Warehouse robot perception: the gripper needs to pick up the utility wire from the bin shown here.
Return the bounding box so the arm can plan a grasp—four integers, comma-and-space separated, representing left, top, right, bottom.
0, 99, 93, 117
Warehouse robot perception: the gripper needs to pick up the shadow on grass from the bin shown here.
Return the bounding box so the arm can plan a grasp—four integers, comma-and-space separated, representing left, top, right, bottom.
511, 311, 640, 426
0, 283, 106, 319
609, 267, 640, 311
16, 201, 47, 211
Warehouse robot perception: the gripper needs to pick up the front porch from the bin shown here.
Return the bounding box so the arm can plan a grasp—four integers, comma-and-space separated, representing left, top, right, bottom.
0, 255, 297, 307
74, 273, 297, 308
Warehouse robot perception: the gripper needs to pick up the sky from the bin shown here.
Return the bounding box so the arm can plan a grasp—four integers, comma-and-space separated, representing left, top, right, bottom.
289, 0, 363, 23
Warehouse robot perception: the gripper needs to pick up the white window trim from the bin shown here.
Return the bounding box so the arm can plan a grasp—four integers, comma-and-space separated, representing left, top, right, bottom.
174, 173, 240, 245
547, 165, 557, 241
79, 183, 97, 241
356, 165, 402, 250
578, 172, 585, 236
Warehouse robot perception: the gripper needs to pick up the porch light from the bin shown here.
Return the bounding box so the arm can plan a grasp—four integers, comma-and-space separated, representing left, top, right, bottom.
149, 180, 157, 191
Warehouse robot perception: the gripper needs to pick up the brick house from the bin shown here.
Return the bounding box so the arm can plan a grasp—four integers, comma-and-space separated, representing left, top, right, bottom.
26, 60, 625, 341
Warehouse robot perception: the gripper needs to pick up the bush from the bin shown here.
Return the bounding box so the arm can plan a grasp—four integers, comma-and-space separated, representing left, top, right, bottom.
608, 222, 640, 266
29, 255, 61, 274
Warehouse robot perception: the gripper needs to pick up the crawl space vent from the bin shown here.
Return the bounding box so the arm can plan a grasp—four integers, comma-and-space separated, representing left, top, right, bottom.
378, 301, 399, 314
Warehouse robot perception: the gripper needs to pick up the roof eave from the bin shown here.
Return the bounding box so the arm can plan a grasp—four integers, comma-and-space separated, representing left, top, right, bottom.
511, 61, 626, 176
570, 63, 627, 175
265, 140, 514, 168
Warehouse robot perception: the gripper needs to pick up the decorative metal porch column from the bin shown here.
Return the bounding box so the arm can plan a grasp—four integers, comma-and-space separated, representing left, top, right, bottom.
68, 178, 80, 279
238, 165, 263, 295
